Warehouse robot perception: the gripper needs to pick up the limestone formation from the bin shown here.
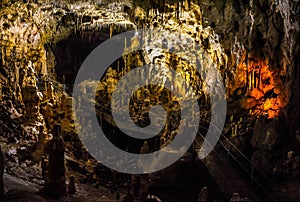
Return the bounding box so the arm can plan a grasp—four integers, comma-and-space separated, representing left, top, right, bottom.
44, 124, 66, 197
251, 117, 283, 151
25, 63, 36, 87
251, 149, 273, 176
230, 193, 241, 202
67, 175, 76, 195
46, 82, 54, 101
40, 101, 54, 129
6, 100, 22, 119
140, 141, 150, 154
0, 0, 299, 201
60, 96, 75, 132
41, 156, 48, 180
139, 175, 149, 202
123, 180, 134, 202
198, 186, 208, 202
21, 85, 42, 123
37, 124, 47, 142
130, 174, 139, 197
295, 130, 300, 144
0, 145, 4, 198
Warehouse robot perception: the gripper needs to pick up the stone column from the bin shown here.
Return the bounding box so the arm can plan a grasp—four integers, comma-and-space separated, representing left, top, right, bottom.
44, 124, 66, 197
0, 145, 4, 198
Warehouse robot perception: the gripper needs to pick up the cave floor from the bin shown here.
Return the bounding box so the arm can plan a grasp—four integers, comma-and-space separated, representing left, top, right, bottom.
3, 173, 117, 202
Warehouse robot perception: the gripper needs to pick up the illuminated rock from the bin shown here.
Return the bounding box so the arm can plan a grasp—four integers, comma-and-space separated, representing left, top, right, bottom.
239, 97, 257, 110
21, 85, 42, 124
249, 88, 264, 100
61, 97, 75, 132
140, 141, 150, 154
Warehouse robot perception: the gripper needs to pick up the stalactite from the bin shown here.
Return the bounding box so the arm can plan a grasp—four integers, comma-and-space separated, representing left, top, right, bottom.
246, 54, 249, 92
248, 68, 252, 89
110, 24, 113, 38
162, 0, 165, 21
258, 67, 261, 89
175, 3, 178, 20
124, 36, 127, 49
252, 70, 255, 90
253, 69, 257, 88
180, 1, 183, 18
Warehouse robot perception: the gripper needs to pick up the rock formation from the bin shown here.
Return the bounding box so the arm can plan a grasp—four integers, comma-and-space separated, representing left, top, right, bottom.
0, 0, 299, 201
44, 124, 66, 197
0, 145, 4, 199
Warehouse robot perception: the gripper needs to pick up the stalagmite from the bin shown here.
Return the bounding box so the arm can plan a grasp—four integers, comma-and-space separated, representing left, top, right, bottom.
139, 174, 149, 202
68, 175, 76, 195
230, 193, 241, 202
235, 124, 238, 137
22, 85, 41, 123
110, 24, 113, 38
0, 1, 297, 201
140, 141, 150, 154
198, 187, 208, 202
44, 124, 66, 197
252, 70, 255, 90
0, 145, 4, 198
258, 67, 261, 89
41, 155, 48, 179
124, 180, 134, 201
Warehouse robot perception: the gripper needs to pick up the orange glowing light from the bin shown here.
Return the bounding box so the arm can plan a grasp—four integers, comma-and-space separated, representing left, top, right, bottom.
232, 54, 289, 119
249, 88, 264, 100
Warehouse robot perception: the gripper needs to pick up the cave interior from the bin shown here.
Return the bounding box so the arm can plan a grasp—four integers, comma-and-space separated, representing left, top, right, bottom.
0, 0, 300, 201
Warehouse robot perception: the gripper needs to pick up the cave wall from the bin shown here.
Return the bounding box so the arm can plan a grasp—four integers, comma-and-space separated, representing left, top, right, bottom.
0, 0, 299, 200
0, 1, 134, 152
0, 0, 298, 162
198, 0, 300, 138
131, 0, 300, 135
